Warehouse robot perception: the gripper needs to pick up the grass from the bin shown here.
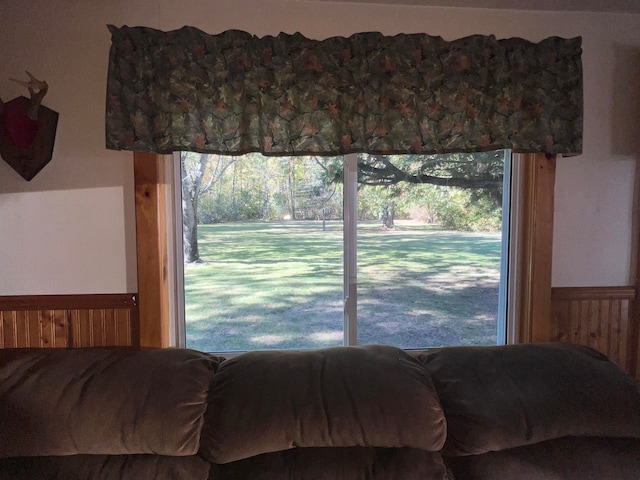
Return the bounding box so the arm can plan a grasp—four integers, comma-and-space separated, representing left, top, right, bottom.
184, 220, 501, 352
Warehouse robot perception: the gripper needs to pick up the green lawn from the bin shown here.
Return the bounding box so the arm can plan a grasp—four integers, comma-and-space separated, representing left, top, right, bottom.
184, 220, 501, 352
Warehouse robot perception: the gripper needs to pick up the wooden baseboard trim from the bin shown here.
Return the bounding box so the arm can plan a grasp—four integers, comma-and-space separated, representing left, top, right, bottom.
552, 286, 635, 301
0, 294, 137, 310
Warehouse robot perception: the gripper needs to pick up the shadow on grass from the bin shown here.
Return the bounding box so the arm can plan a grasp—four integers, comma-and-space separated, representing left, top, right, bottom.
185, 220, 502, 352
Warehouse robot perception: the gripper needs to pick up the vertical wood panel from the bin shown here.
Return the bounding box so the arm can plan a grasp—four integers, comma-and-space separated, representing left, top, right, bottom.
76, 309, 91, 347
134, 152, 171, 348
515, 153, 556, 344
1, 312, 12, 348
26, 310, 42, 347
611, 300, 620, 365
27, 311, 40, 347
115, 310, 132, 346
53, 310, 68, 347
637, 330, 640, 381
38, 311, 46, 347
578, 300, 593, 345
13, 311, 25, 347
634, 167, 640, 381
610, 301, 622, 366
91, 310, 104, 346
104, 309, 116, 346
551, 286, 636, 376
603, 300, 611, 356
0, 295, 138, 348
620, 299, 630, 368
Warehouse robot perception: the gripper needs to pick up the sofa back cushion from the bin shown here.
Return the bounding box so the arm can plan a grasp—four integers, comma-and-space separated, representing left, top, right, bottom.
0, 348, 221, 457
199, 345, 446, 463
418, 343, 640, 456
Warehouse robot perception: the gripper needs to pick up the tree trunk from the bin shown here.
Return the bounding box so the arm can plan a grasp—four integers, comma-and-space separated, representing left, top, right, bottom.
262, 158, 269, 220
231, 163, 238, 220
288, 158, 296, 220
381, 203, 396, 230
182, 191, 201, 263
322, 206, 327, 231
181, 153, 209, 263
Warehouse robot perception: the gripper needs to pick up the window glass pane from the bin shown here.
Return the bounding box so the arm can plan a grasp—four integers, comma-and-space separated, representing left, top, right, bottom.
181, 153, 344, 352
179, 151, 509, 352
356, 152, 508, 348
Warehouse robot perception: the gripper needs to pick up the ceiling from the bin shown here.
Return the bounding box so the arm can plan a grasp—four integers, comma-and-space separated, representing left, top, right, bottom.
303, 0, 640, 14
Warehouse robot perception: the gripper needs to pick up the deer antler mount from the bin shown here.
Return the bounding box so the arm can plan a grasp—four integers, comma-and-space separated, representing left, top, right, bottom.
0, 71, 59, 181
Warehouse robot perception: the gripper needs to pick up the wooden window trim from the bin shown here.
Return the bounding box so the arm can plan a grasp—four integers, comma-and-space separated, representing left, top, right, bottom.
134, 152, 171, 347
133, 152, 556, 348
513, 153, 556, 343
634, 167, 640, 377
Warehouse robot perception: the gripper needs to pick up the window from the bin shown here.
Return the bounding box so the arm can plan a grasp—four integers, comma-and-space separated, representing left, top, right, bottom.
170, 151, 517, 353
116, 27, 574, 349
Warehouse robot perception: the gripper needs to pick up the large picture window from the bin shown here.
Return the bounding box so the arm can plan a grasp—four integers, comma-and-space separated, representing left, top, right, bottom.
174, 151, 514, 353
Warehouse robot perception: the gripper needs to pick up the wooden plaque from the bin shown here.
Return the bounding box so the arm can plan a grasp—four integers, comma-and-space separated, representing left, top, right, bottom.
0, 96, 59, 181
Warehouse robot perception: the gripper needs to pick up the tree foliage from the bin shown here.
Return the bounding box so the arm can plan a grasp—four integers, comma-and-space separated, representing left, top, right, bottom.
182, 151, 506, 262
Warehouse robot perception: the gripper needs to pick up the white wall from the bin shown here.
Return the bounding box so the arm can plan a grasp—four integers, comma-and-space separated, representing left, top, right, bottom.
1, 0, 639, 294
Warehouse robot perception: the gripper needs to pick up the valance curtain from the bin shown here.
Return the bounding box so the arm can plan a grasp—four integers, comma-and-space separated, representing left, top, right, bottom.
106, 26, 582, 156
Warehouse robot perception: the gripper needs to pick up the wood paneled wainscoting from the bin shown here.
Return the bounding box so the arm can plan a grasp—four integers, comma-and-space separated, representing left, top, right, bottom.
1, 288, 638, 380
0, 294, 139, 348
551, 286, 638, 379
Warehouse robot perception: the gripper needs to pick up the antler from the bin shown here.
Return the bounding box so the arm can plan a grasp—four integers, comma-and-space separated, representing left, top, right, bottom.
10, 71, 48, 120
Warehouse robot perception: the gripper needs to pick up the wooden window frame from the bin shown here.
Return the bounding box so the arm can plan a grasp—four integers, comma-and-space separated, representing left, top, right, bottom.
133, 151, 556, 348
134, 152, 171, 347
514, 153, 556, 343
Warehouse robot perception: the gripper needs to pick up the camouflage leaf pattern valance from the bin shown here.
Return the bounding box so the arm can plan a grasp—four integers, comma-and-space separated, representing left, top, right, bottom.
106, 26, 583, 156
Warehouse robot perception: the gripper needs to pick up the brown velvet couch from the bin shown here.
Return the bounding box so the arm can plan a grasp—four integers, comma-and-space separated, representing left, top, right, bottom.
0, 343, 639, 479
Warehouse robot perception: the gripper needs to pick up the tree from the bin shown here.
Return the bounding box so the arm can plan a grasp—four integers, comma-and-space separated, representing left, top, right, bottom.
356, 152, 504, 201
285, 157, 297, 219
330, 152, 505, 229
298, 156, 340, 229
181, 153, 236, 263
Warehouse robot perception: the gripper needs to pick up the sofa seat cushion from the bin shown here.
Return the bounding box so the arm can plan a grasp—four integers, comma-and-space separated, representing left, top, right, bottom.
200, 345, 446, 463
0, 454, 211, 480
209, 447, 454, 480
446, 436, 640, 480
418, 343, 640, 456
0, 348, 222, 457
